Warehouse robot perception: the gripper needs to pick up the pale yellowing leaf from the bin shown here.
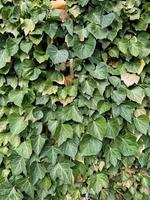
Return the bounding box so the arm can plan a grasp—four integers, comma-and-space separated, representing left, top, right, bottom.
121, 73, 140, 87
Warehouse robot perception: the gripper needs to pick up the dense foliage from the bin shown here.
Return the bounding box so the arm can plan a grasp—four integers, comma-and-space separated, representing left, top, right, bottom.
0, 0, 150, 199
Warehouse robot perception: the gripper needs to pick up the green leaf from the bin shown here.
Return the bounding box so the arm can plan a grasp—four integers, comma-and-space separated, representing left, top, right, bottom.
0, 49, 11, 69
79, 0, 89, 6
21, 18, 35, 35
55, 124, 73, 146
8, 114, 28, 135
88, 117, 107, 141
38, 176, 52, 191
46, 146, 60, 165
127, 87, 145, 104
16, 140, 32, 159
88, 23, 108, 39
74, 35, 96, 59
61, 137, 79, 159
44, 22, 58, 38
0, 179, 23, 200
82, 78, 96, 96
88, 173, 109, 194
46, 44, 69, 64
32, 135, 46, 155
134, 115, 149, 134
117, 38, 129, 54
129, 37, 141, 57
16, 177, 34, 199
106, 146, 121, 167
120, 132, 139, 156
50, 162, 74, 185
6, 37, 20, 56
8, 90, 25, 107
89, 63, 108, 80
20, 40, 33, 54
97, 101, 111, 114
14, 60, 41, 81
79, 135, 102, 156
60, 105, 83, 123
105, 119, 120, 139
111, 88, 126, 105
33, 49, 48, 63
101, 13, 115, 28
10, 156, 26, 175
30, 162, 46, 185
120, 105, 134, 123
48, 120, 59, 136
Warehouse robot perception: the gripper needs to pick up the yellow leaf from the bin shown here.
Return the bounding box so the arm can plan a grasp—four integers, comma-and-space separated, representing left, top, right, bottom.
137, 59, 145, 74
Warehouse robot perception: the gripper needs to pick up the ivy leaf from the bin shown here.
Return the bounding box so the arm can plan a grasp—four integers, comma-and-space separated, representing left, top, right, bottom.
127, 87, 145, 104
60, 105, 83, 123
8, 113, 28, 135
46, 44, 69, 64
134, 115, 149, 134
89, 63, 108, 80
74, 35, 96, 59
0, 179, 23, 200
106, 146, 121, 167
8, 90, 26, 107
79, 0, 89, 6
79, 135, 102, 156
121, 73, 140, 87
117, 38, 129, 55
44, 22, 58, 38
105, 119, 120, 139
111, 88, 126, 105
87, 23, 108, 39
16, 177, 34, 199
10, 156, 26, 175
97, 101, 111, 114
129, 37, 141, 57
120, 105, 134, 123
61, 137, 79, 159
0, 49, 11, 69
46, 146, 60, 165
120, 132, 139, 156
50, 162, 74, 185
82, 78, 96, 96
20, 40, 33, 54
16, 140, 32, 159
31, 135, 46, 155
88, 173, 109, 194
21, 18, 35, 35
55, 124, 73, 146
88, 117, 107, 141
101, 13, 115, 28
6, 37, 20, 56
30, 162, 46, 185
14, 60, 41, 81
48, 120, 59, 136
33, 49, 48, 64
38, 177, 52, 191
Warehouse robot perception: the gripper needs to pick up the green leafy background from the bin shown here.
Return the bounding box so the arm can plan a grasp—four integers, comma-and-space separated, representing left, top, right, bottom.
0, 0, 150, 199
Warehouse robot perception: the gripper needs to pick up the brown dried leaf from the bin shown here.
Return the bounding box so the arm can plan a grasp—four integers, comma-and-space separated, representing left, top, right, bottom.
51, 0, 67, 9
121, 73, 140, 87
60, 10, 69, 22
64, 75, 74, 85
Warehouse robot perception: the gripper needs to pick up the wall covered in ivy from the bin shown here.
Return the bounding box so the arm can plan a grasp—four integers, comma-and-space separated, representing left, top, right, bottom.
0, 0, 150, 199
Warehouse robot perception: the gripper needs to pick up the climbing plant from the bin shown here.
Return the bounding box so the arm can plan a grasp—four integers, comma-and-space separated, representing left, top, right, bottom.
0, 0, 150, 199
